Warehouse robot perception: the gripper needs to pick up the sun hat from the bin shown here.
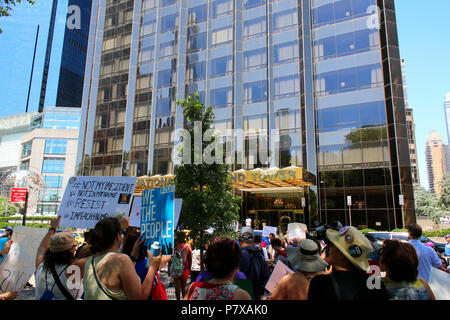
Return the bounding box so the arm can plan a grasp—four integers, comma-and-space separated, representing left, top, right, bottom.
49, 232, 77, 253
240, 226, 254, 243
326, 226, 372, 272
287, 239, 328, 273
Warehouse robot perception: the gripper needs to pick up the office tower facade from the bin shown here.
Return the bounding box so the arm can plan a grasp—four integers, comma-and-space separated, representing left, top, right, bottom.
444, 93, 450, 144
77, 0, 415, 230
19, 107, 81, 215
401, 58, 419, 187
425, 130, 446, 194
38, 0, 93, 112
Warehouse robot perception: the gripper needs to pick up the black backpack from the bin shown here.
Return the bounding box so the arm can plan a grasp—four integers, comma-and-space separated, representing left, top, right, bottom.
241, 246, 268, 300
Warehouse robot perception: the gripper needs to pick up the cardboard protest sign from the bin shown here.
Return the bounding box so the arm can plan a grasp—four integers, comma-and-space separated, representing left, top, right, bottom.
0, 226, 48, 293
265, 260, 294, 293
141, 185, 175, 255
262, 226, 277, 238
428, 267, 450, 300
129, 196, 142, 228
58, 176, 137, 229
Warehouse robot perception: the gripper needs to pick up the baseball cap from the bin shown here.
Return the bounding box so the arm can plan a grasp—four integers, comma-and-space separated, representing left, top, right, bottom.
49, 232, 77, 253
5, 227, 13, 231
240, 226, 254, 243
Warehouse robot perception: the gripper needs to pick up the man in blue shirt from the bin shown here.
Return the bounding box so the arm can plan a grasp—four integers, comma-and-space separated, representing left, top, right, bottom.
407, 224, 444, 282
445, 234, 450, 257
0, 227, 13, 262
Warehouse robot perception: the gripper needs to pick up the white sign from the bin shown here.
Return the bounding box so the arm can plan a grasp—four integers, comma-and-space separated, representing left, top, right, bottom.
440, 216, 450, 224
428, 267, 450, 300
347, 196, 352, 206
58, 176, 137, 229
0, 226, 48, 293
287, 223, 306, 241
129, 196, 142, 227
265, 260, 294, 293
262, 226, 277, 238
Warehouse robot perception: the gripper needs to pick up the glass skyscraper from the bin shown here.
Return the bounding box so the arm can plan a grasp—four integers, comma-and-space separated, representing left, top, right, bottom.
77, 0, 415, 230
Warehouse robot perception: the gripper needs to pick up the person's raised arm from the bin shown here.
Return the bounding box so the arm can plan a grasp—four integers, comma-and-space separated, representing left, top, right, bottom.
0, 240, 13, 257
119, 250, 162, 300
35, 216, 60, 269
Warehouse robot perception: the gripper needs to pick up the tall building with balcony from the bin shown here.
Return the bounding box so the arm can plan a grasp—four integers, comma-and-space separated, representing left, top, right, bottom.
425, 130, 446, 194
401, 58, 419, 187
77, 0, 415, 230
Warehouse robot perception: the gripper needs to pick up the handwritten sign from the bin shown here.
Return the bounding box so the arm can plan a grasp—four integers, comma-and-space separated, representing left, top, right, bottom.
265, 260, 294, 293
0, 226, 48, 294
141, 186, 175, 255
262, 226, 277, 238
58, 176, 137, 229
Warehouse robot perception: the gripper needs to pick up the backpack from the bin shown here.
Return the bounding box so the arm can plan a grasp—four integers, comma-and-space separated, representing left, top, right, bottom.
241, 246, 268, 300
169, 246, 186, 278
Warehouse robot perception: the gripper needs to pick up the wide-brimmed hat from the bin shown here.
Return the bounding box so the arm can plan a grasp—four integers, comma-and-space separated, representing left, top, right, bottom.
326, 226, 372, 272
49, 232, 77, 253
240, 226, 254, 243
287, 239, 328, 273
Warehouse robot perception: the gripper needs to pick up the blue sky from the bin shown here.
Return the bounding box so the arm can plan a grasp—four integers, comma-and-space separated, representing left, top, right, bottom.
0, 0, 449, 190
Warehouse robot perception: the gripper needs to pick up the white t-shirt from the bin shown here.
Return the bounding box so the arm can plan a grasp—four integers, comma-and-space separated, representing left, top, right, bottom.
35, 263, 83, 300
246, 218, 252, 227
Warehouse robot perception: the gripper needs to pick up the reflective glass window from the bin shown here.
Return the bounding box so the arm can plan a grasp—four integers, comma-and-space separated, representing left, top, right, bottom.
211, 56, 233, 77
273, 41, 299, 64
244, 0, 265, 9
160, 0, 176, 7
244, 17, 266, 39
45, 139, 67, 155
188, 4, 207, 24
187, 31, 206, 52
274, 75, 299, 99
186, 61, 206, 81
159, 41, 174, 58
158, 69, 173, 88
244, 48, 267, 70
42, 158, 65, 174
211, 0, 233, 19
156, 98, 172, 117
244, 80, 268, 103
160, 13, 178, 33
22, 141, 32, 158
273, 8, 297, 32
211, 27, 233, 46
210, 87, 232, 108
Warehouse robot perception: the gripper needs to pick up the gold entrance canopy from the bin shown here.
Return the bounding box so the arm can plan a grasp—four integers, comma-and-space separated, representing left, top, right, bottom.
134, 166, 314, 195
230, 166, 314, 190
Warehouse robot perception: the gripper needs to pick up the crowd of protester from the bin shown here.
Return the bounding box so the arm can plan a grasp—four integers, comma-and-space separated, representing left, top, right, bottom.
0, 216, 449, 300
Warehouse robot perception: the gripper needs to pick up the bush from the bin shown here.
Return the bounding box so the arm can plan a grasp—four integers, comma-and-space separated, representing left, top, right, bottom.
359, 229, 377, 234
423, 229, 450, 237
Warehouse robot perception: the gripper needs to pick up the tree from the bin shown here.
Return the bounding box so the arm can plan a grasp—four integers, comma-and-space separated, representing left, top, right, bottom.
414, 185, 449, 224
0, 196, 19, 217
0, 0, 36, 33
438, 172, 450, 209
174, 94, 241, 268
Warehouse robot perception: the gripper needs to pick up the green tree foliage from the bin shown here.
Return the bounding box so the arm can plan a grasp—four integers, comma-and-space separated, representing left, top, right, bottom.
0, 196, 19, 217
174, 94, 241, 261
345, 126, 388, 144
0, 0, 36, 33
414, 184, 449, 224
438, 172, 450, 209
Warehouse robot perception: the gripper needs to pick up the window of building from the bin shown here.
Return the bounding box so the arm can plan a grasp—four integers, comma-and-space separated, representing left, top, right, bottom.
186, 61, 206, 81
45, 139, 67, 155
210, 87, 233, 108
273, 41, 299, 64
244, 16, 266, 39
158, 69, 173, 88
159, 41, 175, 58
244, 48, 267, 70
244, 80, 267, 103
211, 0, 233, 19
42, 158, 65, 174
160, 13, 178, 33
274, 75, 300, 99
244, 0, 265, 9
187, 31, 206, 52
273, 8, 297, 31
210, 56, 233, 78
188, 4, 207, 24
211, 27, 233, 46
20, 160, 30, 170
43, 175, 63, 189
22, 141, 32, 158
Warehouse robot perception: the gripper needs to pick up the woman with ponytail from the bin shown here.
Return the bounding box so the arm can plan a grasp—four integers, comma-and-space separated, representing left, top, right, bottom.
82, 217, 162, 300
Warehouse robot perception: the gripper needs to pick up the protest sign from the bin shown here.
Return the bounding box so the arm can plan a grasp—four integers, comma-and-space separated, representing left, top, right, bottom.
428, 267, 450, 300
265, 260, 294, 293
262, 226, 277, 238
141, 185, 175, 255
58, 176, 137, 229
129, 196, 142, 227
0, 226, 48, 293
130, 197, 181, 229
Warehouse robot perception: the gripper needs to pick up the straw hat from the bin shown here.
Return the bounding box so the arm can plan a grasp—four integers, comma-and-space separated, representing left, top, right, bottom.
49, 232, 77, 253
326, 226, 372, 272
287, 239, 328, 273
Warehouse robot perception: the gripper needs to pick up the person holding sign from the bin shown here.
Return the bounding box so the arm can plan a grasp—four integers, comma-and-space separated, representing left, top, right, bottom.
82, 217, 162, 300
35, 217, 86, 300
